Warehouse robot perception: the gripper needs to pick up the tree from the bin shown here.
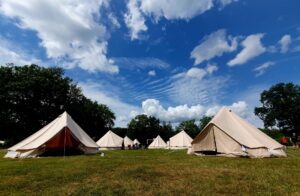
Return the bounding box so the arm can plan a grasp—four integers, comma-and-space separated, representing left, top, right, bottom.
0, 64, 115, 144
254, 83, 300, 136
199, 115, 213, 131
112, 127, 128, 138
127, 114, 160, 145
175, 120, 199, 138
159, 121, 174, 141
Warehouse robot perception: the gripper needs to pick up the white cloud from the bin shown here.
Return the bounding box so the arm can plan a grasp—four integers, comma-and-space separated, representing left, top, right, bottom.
0, 0, 119, 73
185, 64, 218, 80
191, 29, 238, 65
124, 0, 148, 40
124, 1, 238, 40
148, 70, 156, 76
228, 33, 266, 66
0, 37, 41, 66
186, 68, 207, 79
279, 34, 291, 53
253, 61, 275, 76
140, 0, 214, 21
142, 99, 206, 122
142, 98, 248, 123
79, 81, 141, 127
206, 63, 218, 74
218, 0, 239, 8
108, 13, 121, 29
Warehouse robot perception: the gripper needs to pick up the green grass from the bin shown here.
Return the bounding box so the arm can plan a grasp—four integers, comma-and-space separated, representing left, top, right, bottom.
0, 149, 300, 195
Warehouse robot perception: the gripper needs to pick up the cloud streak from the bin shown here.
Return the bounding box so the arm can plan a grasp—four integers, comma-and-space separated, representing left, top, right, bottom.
228, 33, 266, 66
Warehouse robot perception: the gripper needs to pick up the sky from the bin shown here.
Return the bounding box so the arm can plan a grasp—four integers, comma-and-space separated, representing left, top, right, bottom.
0, 0, 300, 127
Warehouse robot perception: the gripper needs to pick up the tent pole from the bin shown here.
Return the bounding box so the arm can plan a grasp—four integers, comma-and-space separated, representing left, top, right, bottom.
63, 127, 66, 158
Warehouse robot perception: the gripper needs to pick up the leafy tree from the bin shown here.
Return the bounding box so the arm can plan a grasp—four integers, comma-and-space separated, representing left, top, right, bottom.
255, 83, 300, 136
112, 127, 128, 138
175, 120, 199, 138
159, 121, 174, 141
0, 64, 115, 145
127, 114, 160, 145
199, 115, 213, 131
259, 128, 285, 144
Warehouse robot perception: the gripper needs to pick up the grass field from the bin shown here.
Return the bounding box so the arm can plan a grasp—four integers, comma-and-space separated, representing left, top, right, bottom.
0, 149, 300, 195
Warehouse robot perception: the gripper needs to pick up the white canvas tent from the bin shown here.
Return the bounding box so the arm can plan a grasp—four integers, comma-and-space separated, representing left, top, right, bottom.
123, 136, 134, 149
148, 135, 167, 149
190, 107, 287, 158
96, 130, 123, 150
5, 111, 99, 158
133, 139, 140, 145
169, 130, 192, 149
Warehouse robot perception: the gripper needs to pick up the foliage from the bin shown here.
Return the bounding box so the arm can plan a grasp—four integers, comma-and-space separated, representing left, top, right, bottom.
175, 119, 199, 138
127, 114, 161, 145
255, 83, 300, 135
260, 128, 285, 144
199, 115, 213, 131
159, 121, 174, 141
112, 127, 128, 138
0, 149, 300, 195
0, 64, 115, 144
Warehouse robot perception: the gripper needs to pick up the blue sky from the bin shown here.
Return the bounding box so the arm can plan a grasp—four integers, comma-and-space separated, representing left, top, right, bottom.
0, 0, 300, 127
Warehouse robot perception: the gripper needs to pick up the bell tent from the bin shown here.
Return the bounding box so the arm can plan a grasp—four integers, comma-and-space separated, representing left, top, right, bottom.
169, 130, 193, 149
123, 136, 134, 149
189, 107, 287, 158
148, 135, 167, 149
133, 139, 140, 145
5, 111, 99, 158
96, 130, 123, 150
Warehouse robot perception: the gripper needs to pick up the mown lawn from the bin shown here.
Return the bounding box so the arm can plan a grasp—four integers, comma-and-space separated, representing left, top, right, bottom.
0, 148, 299, 195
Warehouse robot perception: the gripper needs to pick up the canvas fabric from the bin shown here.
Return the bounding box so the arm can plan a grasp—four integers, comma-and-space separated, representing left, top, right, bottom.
124, 136, 134, 148
169, 130, 193, 149
191, 107, 287, 158
96, 130, 123, 149
148, 135, 167, 149
5, 112, 99, 158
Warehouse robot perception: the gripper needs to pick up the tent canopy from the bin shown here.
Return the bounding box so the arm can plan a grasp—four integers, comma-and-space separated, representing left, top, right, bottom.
148, 135, 167, 149
96, 130, 123, 149
191, 107, 286, 158
169, 130, 192, 149
123, 136, 134, 148
133, 139, 140, 145
5, 111, 99, 158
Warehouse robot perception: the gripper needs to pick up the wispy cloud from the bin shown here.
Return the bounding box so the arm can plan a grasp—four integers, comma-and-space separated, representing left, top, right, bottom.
0, 37, 41, 66
228, 33, 266, 66
78, 81, 141, 127
279, 34, 292, 53
253, 61, 275, 76
191, 29, 238, 65
113, 57, 170, 70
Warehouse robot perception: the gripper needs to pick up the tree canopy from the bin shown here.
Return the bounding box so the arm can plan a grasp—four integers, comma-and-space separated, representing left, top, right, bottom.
127, 114, 160, 145
255, 82, 300, 135
199, 115, 213, 131
127, 115, 174, 145
0, 64, 115, 144
175, 120, 199, 138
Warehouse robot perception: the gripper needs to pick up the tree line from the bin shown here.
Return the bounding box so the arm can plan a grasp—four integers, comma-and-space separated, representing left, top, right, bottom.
1, 64, 299, 146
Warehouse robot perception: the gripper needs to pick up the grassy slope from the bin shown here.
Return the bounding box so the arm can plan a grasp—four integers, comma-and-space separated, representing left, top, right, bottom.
0, 149, 299, 195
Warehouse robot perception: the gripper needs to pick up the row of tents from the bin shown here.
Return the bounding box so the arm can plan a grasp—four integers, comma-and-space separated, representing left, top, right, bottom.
4, 107, 287, 158
97, 129, 192, 150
